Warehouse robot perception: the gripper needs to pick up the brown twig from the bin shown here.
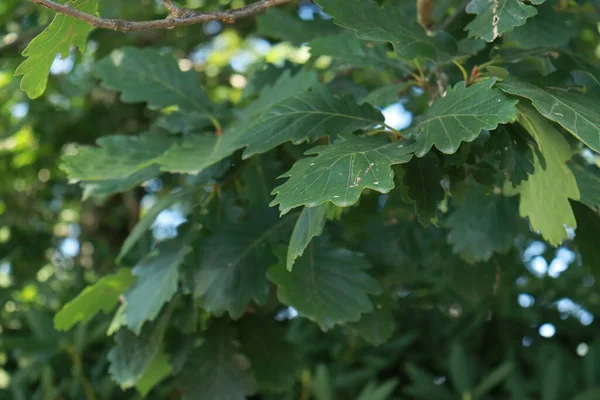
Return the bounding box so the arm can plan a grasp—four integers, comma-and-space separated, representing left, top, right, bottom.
26, 0, 294, 32
161, 0, 185, 18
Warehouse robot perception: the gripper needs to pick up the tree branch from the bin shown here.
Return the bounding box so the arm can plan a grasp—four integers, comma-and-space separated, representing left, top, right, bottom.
26, 0, 294, 32
161, 0, 186, 18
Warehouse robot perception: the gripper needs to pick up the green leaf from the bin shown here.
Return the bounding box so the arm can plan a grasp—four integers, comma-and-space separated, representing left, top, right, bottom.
236, 85, 385, 159
313, 365, 335, 400
96, 47, 214, 119
179, 322, 256, 400
268, 243, 382, 330
510, 106, 580, 245
193, 211, 293, 319
488, 127, 536, 187
61, 133, 176, 181
15, 0, 98, 99
446, 184, 520, 263
146, 69, 319, 175
134, 348, 172, 397
240, 155, 282, 207
108, 308, 172, 389
82, 165, 161, 199
287, 204, 328, 271
347, 296, 396, 346
118, 188, 193, 263
271, 135, 415, 214
356, 380, 398, 400
449, 342, 473, 394
506, 1, 575, 49
403, 152, 444, 226
465, 0, 544, 42
124, 239, 191, 334
472, 362, 514, 397
238, 317, 300, 392
573, 201, 600, 281
256, 8, 339, 45
498, 77, 600, 153
315, 0, 456, 62
309, 32, 409, 73
242, 68, 318, 117
54, 269, 135, 331
573, 388, 600, 400
361, 83, 410, 107
410, 79, 518, 157
570, 162, 600, 210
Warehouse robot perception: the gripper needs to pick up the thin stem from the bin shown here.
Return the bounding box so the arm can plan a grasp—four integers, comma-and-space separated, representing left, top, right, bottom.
26, 0, 294, 32
366, 128, 390, 136
452, 59, 469, 82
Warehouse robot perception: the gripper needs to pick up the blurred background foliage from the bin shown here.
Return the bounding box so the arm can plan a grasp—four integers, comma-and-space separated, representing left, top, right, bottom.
1, 0, 600, 399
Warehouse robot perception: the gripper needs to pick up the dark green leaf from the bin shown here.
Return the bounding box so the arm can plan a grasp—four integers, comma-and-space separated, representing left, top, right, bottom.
193, 210, 293, 318
410, 79, 518, 157
179, 322, 256, 400
316, 0, 457, 62
287, 204, 328, 271
465, 0, 544, 42
403, 152, 444, 226
271, 135, 415, 214
498, 77, 600, 153
124, 239, 190, 334
446, 184, 519, 263
238, 317, 300, 392
268, 243, 381, 330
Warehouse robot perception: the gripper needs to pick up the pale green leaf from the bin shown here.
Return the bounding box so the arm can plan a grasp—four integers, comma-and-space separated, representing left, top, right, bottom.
268, 243, 382, 330
287, 204, 328, 271
498, 77, 600, 153
15, 0, 98, 99
315, 0, 456, 62
124, 239, 191, 334
511, 106, 580, 245
54, 269, 134, 331
135, 348, 172, 397
271, 135, 415, 214
465, 0, 544, 42
410, 79, 518, 157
